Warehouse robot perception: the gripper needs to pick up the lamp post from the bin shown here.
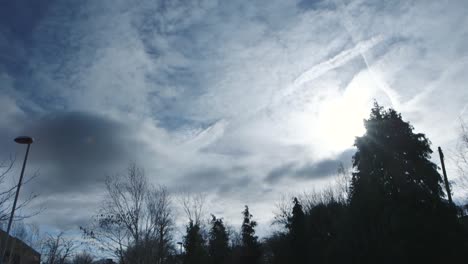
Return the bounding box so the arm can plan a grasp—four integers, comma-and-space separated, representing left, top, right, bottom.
1, 136, 33, 264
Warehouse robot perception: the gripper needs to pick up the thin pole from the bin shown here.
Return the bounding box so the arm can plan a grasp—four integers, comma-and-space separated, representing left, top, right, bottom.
1, 143, 31, 264
438, 146, 452, 204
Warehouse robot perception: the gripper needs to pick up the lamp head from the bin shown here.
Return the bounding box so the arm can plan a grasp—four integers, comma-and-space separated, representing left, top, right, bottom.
14, 136, 34, 145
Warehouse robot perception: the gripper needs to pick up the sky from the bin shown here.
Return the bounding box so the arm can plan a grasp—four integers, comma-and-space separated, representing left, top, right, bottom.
0, 0, 468, 238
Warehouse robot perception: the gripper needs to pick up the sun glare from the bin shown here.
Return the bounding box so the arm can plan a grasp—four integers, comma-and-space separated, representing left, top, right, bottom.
317, 73, 375, 152
284, 72, 375, 156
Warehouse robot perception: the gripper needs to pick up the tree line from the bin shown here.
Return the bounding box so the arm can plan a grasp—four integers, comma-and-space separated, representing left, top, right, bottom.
2, 103, 468, 264
78, 103, 468, 264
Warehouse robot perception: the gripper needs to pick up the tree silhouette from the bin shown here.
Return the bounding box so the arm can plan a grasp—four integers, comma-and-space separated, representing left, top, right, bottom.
348, 102, 465, 263
71, 252, 94, 264
75, 104, 468, 264
350, 103, 443, 205
240, 206, 261, 264
263, 232, 288, 264
306, 201, 347, 264
287, 198, 307, 264
183, 221, 208, 264
81, 164, 174, 264
208, 215, 230, 264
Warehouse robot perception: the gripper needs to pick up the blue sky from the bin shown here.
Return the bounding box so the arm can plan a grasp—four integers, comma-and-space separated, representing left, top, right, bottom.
1, 0, 468, 236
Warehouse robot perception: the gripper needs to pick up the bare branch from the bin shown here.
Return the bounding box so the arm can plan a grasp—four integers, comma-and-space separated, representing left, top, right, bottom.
40, 232, 78, 264
0, 159, 40, 225
272, 194, 293, 228
82, 163, 175, 264
179, 192, 206, 226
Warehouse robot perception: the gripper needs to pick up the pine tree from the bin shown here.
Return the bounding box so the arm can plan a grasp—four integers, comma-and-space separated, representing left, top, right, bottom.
348, 102, 464, 263
208, 215, 230, 264
183, 221, 208, 264
287, 198, 307, 264
240, 206, 261, 264
350, 103, 443, 205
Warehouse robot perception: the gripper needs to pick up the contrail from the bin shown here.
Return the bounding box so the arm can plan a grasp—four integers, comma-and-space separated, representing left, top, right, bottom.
405, 56, 468, 110
332, 0, 400, 109
184, 119, 227, 150
199, 35, 387, 148
457, 103, 468, 125
184, 4, 389, 148
293, 35, 384, 87
461, 104, 468, 117
270, 35, 384, 108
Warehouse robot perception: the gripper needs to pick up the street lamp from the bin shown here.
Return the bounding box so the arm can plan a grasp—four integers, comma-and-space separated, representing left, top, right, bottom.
1, 136, 34, 264
177, 242, 183, 254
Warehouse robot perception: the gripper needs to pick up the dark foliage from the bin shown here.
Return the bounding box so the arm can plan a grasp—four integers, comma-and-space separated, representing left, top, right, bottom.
183, 221, 208, 264
287, 198, 307, 264
264, 103, 468, 264
208, 215, 230, 264
124, 236, 174, 264
240, 206, 262, 264
346, 102, 466, 263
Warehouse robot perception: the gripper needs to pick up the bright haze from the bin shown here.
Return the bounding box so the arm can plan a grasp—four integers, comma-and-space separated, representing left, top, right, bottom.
0, 0, 467, 233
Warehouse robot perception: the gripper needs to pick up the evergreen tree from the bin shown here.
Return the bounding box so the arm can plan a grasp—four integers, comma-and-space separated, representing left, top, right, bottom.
208, 215, 230, 264
287, 198, 307, 264
306, 201, 347, 264
263, 232, 289, 264
348, 102, 464, 263
183, 221, 208, 264
350, 103, 443, 205
240, 206, 261, 264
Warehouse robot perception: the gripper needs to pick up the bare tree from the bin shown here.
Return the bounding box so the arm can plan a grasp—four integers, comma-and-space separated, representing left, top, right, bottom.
0, 157, 39, 225
147, 186, 174, 264
334, 162, 351, 202
178, 191, 209, 252
226, 224, 242, 248
452, 120, 468, 213
300, 187, 341, 212
41, 232, 76, 264
276, 162, 350, 212
455, 120, 468, 189
179, 192, 206, 226
272, 194, 293, 228
105, 164, 147, 244
273, 191, 331, 228
81, 212, 129, 263
82, 163, 174, 264
273, 163, 352, 228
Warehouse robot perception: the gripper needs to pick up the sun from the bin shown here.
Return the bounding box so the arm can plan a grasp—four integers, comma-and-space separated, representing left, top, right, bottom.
316, 75, 375, 152
283, 71, 376, 155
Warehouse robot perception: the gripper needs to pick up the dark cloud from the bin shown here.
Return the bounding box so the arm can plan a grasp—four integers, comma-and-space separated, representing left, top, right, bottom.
265, 163, 296, 184
175, 166, 254, 196
295, 158, 342, 178
3, 111, 156, 230
0, 0, 53, 40
265, 148, 355, 183
0, 0, 54, 79
19, 112, 140, 195
297, 0, 332, 11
